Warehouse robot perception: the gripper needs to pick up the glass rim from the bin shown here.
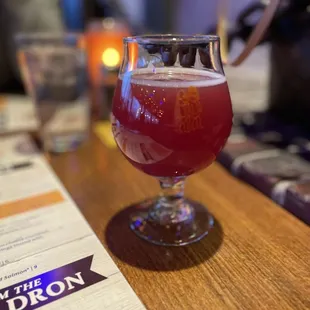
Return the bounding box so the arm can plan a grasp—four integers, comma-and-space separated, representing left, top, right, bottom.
124, 34, 220, 44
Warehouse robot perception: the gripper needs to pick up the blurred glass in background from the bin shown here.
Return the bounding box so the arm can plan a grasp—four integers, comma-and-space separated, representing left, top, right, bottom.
16, 33, 89, 153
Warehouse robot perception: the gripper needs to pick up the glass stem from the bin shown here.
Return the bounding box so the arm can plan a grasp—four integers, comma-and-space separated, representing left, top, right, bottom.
150, 177, 193, 225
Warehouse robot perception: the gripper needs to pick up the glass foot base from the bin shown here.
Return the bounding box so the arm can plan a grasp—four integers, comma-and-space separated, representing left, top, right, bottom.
130, 197, 214, 246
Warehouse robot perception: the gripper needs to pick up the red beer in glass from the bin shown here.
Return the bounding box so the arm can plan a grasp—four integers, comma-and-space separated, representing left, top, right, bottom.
112, 35, 232, 246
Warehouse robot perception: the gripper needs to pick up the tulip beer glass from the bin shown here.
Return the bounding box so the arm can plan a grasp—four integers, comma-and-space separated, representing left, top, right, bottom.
112, 35, 232, 246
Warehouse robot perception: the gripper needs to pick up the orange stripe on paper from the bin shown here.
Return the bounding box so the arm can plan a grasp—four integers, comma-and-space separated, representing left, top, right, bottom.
0, 190, 64, 219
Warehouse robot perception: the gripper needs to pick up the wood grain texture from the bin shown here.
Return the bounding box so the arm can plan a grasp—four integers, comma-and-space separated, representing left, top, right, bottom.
50, 132, 310, 310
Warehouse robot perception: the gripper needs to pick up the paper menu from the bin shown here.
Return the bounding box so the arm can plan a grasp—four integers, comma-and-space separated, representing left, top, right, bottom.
0, 134, 145, 309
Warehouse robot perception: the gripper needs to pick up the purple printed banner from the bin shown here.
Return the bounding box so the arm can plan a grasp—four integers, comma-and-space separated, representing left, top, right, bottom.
0, 255, 107, 310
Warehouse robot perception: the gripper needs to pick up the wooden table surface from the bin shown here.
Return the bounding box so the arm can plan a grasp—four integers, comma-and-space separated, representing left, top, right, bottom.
50, 132, 310, 310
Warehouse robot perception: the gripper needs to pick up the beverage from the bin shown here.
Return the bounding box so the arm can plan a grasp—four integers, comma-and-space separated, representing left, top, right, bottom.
112, 68, 232, 177
112, 35, 232, 246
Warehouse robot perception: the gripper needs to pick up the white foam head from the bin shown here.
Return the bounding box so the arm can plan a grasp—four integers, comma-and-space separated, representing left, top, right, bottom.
120, 67, 226, 88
